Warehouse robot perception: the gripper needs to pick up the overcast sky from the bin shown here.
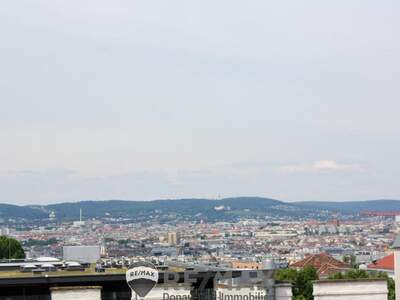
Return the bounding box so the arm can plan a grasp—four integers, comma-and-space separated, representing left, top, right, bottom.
1, 1, 399, 204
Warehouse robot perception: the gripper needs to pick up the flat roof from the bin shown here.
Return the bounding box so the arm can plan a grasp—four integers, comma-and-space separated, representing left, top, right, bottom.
0, 270, 243, 288
0, 266, 125, 279
0, 261, 64, 268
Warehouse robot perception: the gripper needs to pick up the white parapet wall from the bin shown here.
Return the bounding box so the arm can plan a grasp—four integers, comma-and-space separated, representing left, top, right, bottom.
313, 279, 388, 300
275, 283, 293, 300
51, 286, 102, 300
395, 250, 400, 300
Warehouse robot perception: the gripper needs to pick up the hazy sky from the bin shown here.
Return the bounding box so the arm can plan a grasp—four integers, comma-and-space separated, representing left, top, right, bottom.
1, 1, 399, 204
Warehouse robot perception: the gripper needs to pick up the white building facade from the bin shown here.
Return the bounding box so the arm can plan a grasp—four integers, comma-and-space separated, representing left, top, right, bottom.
51, 286, 102, 300
313, 279, 388, 300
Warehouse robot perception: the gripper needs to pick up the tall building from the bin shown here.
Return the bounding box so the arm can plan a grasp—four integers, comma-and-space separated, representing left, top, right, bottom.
63, 245, 100, 263
167, 231, 180, 246
0, 227, 10, 236
100, 239, 107, 257
73, 208, 85, 227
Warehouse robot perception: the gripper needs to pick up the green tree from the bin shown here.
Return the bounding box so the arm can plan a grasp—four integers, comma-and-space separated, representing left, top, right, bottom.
387, 275, 395, 300
342, 254, 357, 268
329, 269, 369, 280
275, 266, 318, 300
22, 238, 57, 247
0, 236, 25, 259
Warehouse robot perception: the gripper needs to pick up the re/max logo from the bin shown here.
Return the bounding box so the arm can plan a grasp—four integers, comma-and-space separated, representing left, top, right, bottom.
130, 270, 156, 277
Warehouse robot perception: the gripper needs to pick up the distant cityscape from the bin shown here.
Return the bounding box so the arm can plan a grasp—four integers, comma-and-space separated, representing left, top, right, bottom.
1, 198, 400, 299
1, 197, 399, 276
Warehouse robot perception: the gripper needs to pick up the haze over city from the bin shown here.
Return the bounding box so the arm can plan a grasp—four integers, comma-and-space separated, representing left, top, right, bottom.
2, 2, 400, 300
1, 0, 399, 204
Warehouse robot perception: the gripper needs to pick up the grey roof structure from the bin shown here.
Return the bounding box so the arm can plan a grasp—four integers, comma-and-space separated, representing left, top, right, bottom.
392, 234, 400, 249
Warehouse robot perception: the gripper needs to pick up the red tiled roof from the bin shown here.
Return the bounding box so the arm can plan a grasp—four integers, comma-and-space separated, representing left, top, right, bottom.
367, 253, 394, 270
290, 253, 350, 277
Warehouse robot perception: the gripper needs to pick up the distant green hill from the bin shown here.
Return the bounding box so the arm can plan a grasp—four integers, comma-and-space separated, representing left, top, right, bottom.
294, 199, 400, 213
1, 197, 400, 222
45, 197, 287, 221
0, 204, 47, 221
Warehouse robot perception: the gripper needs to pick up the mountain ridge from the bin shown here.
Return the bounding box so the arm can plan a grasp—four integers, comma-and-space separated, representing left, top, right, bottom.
1, 197, 400, 222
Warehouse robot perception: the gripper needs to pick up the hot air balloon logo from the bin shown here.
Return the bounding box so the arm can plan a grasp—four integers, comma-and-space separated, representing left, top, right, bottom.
126, 261, 159, 299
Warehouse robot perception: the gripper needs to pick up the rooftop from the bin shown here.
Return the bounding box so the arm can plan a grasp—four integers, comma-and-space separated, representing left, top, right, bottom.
0, 264, 126, 279
367, 253, 394, 271
290, 252, 350, 277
